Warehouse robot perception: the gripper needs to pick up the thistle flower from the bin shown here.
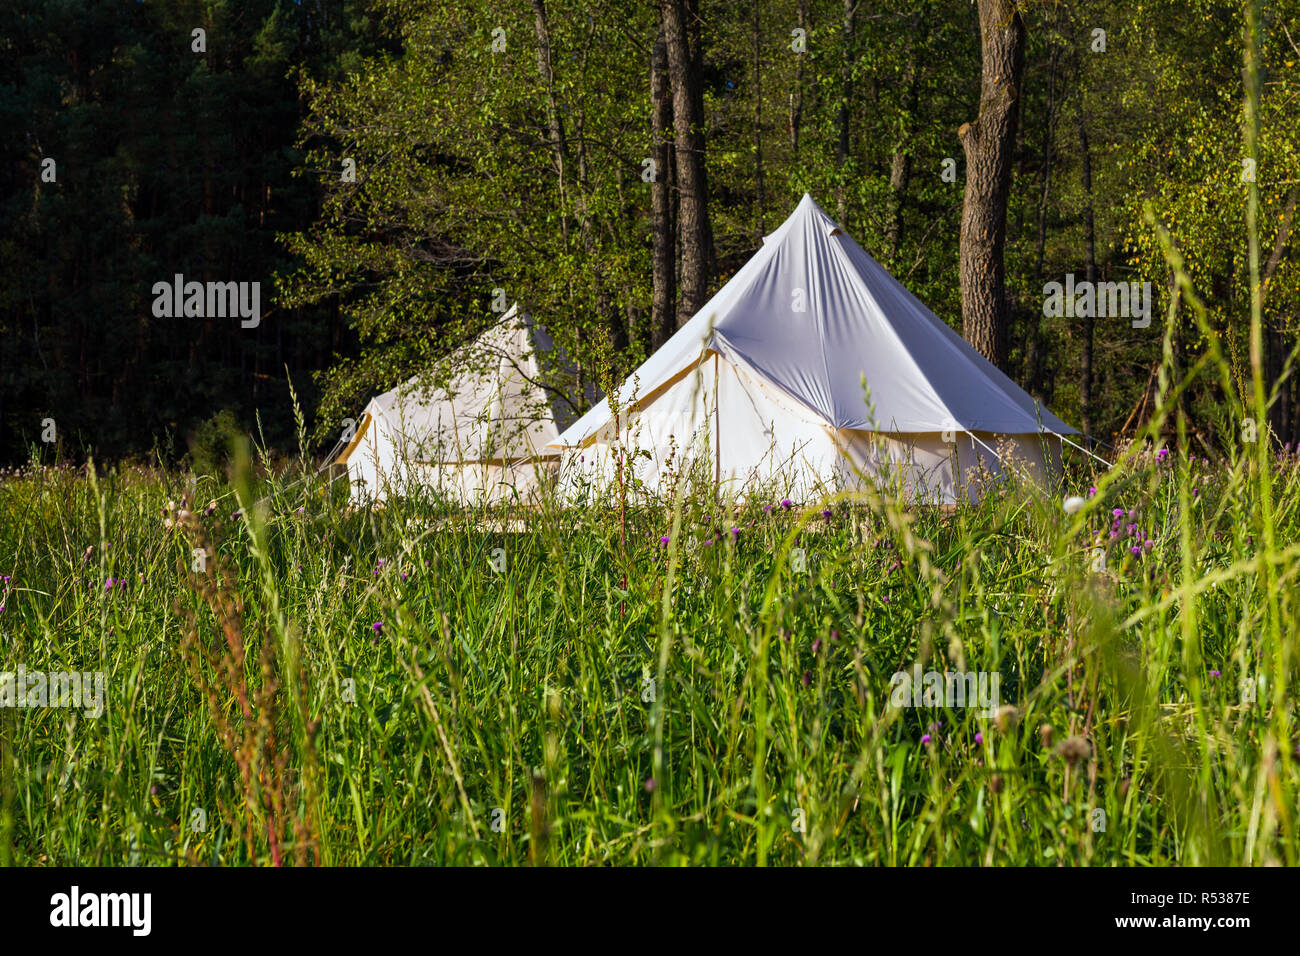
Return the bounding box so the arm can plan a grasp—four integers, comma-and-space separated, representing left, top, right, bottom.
1055, 735, 1092, 767
372, 621, 383, 635
1062, 495, 1085, 515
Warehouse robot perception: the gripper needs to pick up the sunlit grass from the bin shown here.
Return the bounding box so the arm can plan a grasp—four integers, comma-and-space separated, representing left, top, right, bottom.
0, 429, 1295, 866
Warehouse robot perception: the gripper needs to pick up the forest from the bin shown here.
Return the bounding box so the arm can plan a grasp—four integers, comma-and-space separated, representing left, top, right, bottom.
4, 0, 1297, 463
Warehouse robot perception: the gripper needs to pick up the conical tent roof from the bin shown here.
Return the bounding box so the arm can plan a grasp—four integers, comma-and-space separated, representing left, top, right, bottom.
339, 304, 600, 504
368, 305, 562, 462
554, 194, 1075, 449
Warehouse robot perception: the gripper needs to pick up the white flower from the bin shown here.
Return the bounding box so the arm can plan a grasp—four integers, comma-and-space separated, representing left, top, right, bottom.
1062, 496, 1086, 515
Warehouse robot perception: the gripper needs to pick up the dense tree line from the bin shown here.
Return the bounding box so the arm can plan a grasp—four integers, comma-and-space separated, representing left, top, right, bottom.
3, 0, 1298, 463
0, 0, 388, 462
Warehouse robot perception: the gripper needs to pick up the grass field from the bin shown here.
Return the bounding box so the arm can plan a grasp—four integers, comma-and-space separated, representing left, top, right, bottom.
1, 412, 1297, 866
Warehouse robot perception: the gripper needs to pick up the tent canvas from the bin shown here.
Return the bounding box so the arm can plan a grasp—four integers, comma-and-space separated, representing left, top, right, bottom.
339, 304, 594, 505
550, 194, 1077, 504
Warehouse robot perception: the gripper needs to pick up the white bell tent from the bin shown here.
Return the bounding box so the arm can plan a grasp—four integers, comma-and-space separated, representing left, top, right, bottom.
550, 195, 1077, 504
338, 305, 592, 505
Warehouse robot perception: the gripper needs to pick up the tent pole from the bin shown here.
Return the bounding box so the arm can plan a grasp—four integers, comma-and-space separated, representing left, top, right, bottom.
1057, 432, 1113, 469
714, 352, 721, 487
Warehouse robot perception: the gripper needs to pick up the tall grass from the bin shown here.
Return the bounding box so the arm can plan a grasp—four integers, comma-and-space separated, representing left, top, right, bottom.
0, 411, 1296, 865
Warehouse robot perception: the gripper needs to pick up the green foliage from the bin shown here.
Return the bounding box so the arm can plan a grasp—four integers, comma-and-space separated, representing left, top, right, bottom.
186, 409, 243, 479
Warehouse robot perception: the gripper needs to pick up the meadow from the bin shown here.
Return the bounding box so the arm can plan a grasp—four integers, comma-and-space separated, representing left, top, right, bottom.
1, 413, 1297, 867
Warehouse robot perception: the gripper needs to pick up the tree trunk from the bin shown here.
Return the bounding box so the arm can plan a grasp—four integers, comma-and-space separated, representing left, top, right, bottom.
662, 0, 713, 329
1078, 107, 1097, 441
651, 31, 677, 349
1024, 40, 1062, 399
752, 0, 766, 242
886, 8, 926, 262
531, 0, 569, 244
958, 0, 1026, 370
835, 0, 857, 224
790, 0, 806, 154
